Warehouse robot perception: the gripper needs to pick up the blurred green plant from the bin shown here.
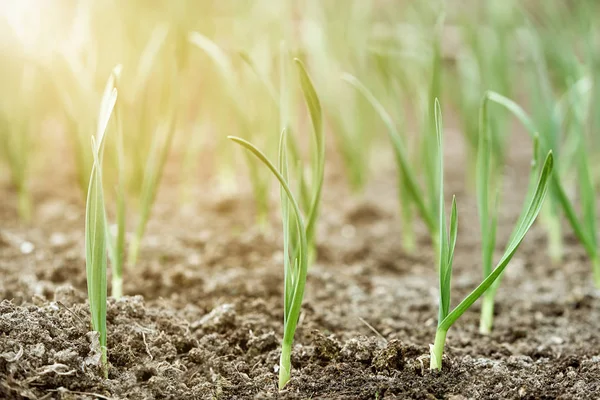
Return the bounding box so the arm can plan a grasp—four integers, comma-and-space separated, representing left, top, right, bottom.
430, 99, 554, 370
229, 58, 324, 389
0, 63, 39, 221
343, 74, 437, 253
85, 70, 117, 377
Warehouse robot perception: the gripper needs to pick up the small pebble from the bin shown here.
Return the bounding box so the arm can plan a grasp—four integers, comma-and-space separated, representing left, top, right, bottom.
50, 233, 68, 248
20, 241, 34, 254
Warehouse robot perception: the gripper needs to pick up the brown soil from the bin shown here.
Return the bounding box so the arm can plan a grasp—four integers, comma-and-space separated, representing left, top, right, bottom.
1, 128, 599, 400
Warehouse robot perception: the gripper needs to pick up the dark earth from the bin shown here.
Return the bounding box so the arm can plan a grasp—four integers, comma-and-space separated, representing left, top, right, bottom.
1, 123, 599, 399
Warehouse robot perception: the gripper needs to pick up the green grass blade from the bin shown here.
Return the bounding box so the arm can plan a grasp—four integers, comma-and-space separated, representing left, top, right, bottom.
485, 91, 537, 140
435, 100, 457, 323
108, 65, 126, 299
552, 175, 597, 258
229, 135, 309, 389
85, 140, 108, 376
439, 151, 554, 332
229, 136, 308, 313
128, 115, 177, 267
132, 24, 170, 99
569, 86, 597, 248
188, 32, 234, 82
435, 99, 450, 322
488, 91, 596, 262
425, 20, 443, 221
280, 46, 310, 215
189, 31, 271, 224
279, 129, 293, 323
85, 80, 117, 377
239, 51, 279, 107
447, 197, 458, 275
229, 137, 306, 241
477, 95, 495, 278
442, 196, 458, 320
342, 73, 435, 234
294, 59, 325, 247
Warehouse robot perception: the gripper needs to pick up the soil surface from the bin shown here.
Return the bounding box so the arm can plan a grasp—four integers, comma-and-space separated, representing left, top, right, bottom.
1, 127, 599, 400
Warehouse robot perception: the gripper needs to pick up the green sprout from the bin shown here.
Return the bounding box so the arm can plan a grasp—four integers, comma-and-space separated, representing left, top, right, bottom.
126, 113, 178, 268
0, 64, 38, 221
85, 71, 118, 377
123, 24, 170, 197
477, 94, 545, 334
104, 65, 127, 299
237, 41, 320, 245
125, 63, 179, 268
483, 90, 600, 288
229, 58, 324, 389
558, 78, 599, 287
300, 0, 376, 194
189, 31, 273, 227
430, 99, 554, 370
456, 5, 515, 180
342, 74, 437, 253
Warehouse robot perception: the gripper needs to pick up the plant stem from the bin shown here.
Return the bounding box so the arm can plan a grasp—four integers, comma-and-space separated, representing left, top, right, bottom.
545, 210, 563, 263
429, 328, 447, 370
278, 338, 292, 390
479, 292, 495, 335
432, 235, 441, 270
128, 236, 140, 268
112, 274, 123, 299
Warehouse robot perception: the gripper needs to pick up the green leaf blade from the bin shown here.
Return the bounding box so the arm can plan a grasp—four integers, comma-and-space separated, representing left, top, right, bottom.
295, 59, 325, 247
439, 151, 554, 332
342, 73, 435, 235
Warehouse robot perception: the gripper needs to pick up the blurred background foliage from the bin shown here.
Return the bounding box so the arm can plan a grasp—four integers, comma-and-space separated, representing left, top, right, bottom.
0, 0, 598, 220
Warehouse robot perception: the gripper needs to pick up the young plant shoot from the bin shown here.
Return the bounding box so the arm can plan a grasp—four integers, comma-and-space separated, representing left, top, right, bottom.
1, 64, 38, 221
484, 90, 600, 288
85, 72, 118, 377
342, 74, 437, 252
229, 59, 324, 389
105, 65, 127, 299
189, 31, 272, 227
477, 94, 545, 334
430, 99, 554, 370
126, 67, 179, 268
126, 116, 177, 268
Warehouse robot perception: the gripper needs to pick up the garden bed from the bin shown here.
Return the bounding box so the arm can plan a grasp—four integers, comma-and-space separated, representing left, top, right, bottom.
1, 130, 599, 399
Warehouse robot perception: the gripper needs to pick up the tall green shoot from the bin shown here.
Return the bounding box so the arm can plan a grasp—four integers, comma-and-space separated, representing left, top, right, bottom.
127, 112, 178, 268
229, 58, 324, 389
430, 99, 554, 370
105, 65, 126, 299
484, 90, 600, 288
85, 73, 117, 377
124, 24, 170, 196
1, 64, 37, 221
189, 31, 272, 227
476, 96, 497, 334
126, 49, 180, 267
342, 74, 437, 251
477, 93, 544, 334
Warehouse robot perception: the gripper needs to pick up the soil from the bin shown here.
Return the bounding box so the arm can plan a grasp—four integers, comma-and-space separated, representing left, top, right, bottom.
1, 126, 599, 400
